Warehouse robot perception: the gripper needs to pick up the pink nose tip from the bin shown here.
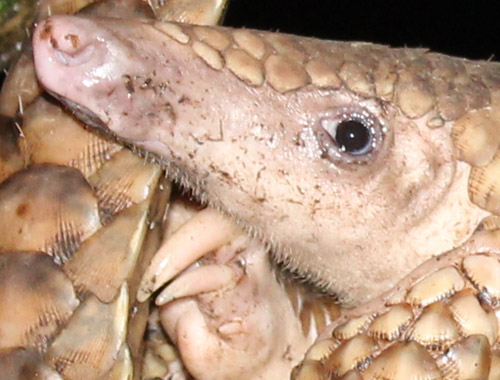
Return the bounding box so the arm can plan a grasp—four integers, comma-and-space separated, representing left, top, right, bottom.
36, 17, 95, 67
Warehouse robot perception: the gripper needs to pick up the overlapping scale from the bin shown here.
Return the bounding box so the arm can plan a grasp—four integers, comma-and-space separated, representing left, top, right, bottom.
437, 335, 490, 380
0, 48, 42, 117
462, 255, 500, 306
293, 244, 500, 379
406, 302, 459, 351
448, 289, 498, 345
0, 252, 79, 352
0, 164, 102, 263
324, 335, 379, 376
21, 98, 122, 178
333, 314, 374, 341
367, 304, 413, 341
63, 201, 150, 302
44, 285, 129, 380
405, 267, 465, 307
362, 342, 441, 380
0, 165, 101, 263
0, 348, 63, 380
87, 149, 162, 218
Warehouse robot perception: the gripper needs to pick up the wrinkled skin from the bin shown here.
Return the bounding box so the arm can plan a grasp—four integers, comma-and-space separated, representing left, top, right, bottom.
32, 16, 488, 307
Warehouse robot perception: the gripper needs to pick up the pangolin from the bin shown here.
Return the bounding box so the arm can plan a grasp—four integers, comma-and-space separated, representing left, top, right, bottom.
30, 13, 500, 379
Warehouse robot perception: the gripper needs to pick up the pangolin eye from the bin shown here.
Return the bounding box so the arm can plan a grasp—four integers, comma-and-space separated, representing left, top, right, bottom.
316, 108, 384, 164
335, 119, 372, 155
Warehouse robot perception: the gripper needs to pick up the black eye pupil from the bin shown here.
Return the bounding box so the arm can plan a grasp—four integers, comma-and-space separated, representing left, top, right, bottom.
335, 120, 371, 154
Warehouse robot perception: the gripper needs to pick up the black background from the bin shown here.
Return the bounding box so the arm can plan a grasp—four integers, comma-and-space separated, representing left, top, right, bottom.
223, 1, 499, 61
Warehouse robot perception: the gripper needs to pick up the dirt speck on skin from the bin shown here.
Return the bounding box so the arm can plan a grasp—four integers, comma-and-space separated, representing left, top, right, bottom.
65, 34, 80, 49
164, 102, 177, 124
50, 37, 58, 49
40, 22, 52, 40
123, 74, 135, 94
16, 203, 29, 217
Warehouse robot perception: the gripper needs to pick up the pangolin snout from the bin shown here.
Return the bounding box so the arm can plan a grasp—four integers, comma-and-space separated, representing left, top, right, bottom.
35, 17, 99, 68
33, 16, 113, 98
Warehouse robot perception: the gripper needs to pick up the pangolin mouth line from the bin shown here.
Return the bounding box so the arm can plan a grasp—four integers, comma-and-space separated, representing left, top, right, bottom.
54, 94, 115, 137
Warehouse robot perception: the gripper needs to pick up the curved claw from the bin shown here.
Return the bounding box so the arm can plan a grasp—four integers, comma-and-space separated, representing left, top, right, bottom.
137, 207, 243, 302
155, 263, 237, 305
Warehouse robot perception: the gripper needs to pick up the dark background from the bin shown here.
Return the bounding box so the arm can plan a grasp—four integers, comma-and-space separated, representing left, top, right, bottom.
223, 1, 499, 61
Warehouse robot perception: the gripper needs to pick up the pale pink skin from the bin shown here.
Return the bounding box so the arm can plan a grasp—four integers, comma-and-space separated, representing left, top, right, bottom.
32, 15, 488, 378
158, 235, 314, 380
